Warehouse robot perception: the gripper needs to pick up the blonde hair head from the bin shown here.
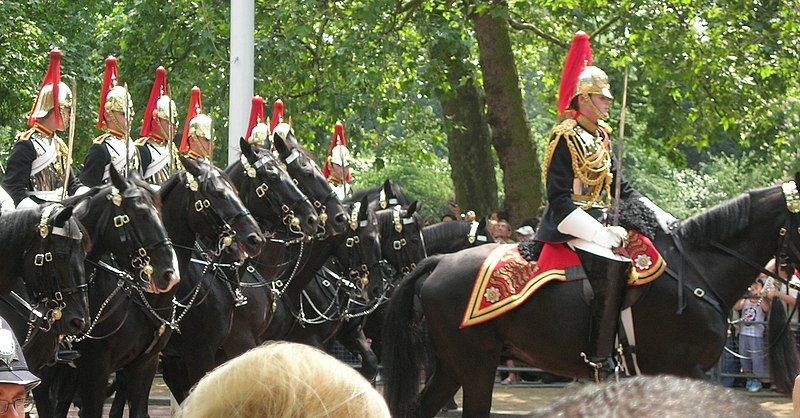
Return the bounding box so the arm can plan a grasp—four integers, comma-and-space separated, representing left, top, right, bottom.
175, 341, 390, 418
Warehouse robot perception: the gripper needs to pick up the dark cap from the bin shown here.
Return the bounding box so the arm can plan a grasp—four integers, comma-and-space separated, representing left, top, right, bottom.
0, 317, 40, 390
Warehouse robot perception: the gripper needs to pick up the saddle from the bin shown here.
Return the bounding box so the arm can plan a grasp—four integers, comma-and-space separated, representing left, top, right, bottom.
460, 231, 665, 328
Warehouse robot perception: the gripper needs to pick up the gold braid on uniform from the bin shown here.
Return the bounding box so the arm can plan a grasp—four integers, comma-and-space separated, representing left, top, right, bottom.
542, 119, 612, 210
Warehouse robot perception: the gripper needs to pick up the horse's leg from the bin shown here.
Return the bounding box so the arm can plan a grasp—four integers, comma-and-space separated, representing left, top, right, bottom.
338, 327, 379, 381
32, 366, 59, 418
124, 356, 160, 418
108, 371, 126, 418
418, 359, 462, 417
74, 361, 110, 418
51, 364, 79, 418
162, 355, 191, 404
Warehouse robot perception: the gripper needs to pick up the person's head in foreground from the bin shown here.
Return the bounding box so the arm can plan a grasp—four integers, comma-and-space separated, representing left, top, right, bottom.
0, 318, 40, 417
174, 341, 390, 418
527, 375, 773, 418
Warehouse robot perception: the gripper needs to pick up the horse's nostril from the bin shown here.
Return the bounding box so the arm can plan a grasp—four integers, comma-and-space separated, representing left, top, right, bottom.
248, 233, 264, 247
307, 215, 318, 226
72, 318, 85, 330
335, 213, 347, 224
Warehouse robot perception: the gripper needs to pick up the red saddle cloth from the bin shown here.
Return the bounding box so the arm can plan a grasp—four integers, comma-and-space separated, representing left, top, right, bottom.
460, 231, 665, 328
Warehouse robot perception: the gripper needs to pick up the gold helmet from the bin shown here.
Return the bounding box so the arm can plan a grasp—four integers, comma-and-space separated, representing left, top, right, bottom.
97, 56, 133, 129
245, 96, 270, 147
140, 67, 177, 141
557, 32, 613, 118
180, 86, 212, 153
28, 48, 72, 130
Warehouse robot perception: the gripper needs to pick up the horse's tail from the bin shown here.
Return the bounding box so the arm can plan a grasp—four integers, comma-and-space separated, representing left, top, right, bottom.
382, 255, 442, 418
767, 295, 800, 394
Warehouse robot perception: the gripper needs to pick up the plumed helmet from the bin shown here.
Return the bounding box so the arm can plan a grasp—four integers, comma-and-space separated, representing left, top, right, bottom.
28, 48, 72, 129
245, 96, 270, 147
323, 122, 351, 182
97, 56, 133, 129
180, 86, 212, 152
140, 66, 177, 138
557, 31, 613, 116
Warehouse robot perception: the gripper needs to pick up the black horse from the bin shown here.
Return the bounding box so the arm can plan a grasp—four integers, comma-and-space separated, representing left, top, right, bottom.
273, 128, 348, 236
349, 179, 412, 212
0, 203, 90, 340
1, 169, 175, 374
422, 217, 494, 255
384, 180, 800, 417
277, 198, 386, 378
157, 139, 319, 404
45, 158, 264, 418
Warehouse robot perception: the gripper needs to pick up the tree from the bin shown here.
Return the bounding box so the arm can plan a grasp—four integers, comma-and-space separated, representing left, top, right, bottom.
470, 0, 540, 223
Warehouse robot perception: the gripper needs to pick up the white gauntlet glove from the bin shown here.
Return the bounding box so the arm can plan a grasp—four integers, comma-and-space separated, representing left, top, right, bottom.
558, 208, 626, 249
639, 196, 678, 234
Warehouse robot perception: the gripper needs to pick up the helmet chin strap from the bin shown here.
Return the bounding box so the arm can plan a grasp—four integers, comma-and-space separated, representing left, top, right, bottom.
581, 93, 609, 122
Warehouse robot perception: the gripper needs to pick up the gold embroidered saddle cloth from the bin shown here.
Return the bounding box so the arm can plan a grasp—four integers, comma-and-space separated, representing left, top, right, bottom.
461, 231, 665, 328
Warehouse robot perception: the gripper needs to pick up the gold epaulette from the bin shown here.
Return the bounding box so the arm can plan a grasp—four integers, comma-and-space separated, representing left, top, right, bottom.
14, 129, 35, 144
550, 118, 577, 139
93, 133, 110, 144
542, 119, 579, 187
597, 120, 613, 135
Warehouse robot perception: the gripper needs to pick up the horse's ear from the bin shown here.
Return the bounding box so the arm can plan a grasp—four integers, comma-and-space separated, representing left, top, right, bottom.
406, 200, 421, 218
51, 205, 74, 227
273, 133, 290, 157
359, 195, 369, 220
181, 155, 203, 177
478, 216, 487, 230
382, 179, 393, 197
128, 169, 142, 182
109, 167, 127, 192
240, 137, 256, 163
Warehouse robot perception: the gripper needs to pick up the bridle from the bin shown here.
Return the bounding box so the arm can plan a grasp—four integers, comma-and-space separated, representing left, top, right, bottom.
240, 154, 310, 235
20, 204, 88, 330
668, 181, 800, 316
385, 205, 427, 276
342, 201, 383, 292
466, 220, 489, 246
92, 186, 173, 286
184, 170, 252, 256
282, 147, 337, 236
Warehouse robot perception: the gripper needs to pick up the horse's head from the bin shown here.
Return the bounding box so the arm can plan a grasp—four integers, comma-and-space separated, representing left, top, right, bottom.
376, 201, 427, 279
334, 196, 386, 301
19, 204, 89, 335
236, 137, 319, 237
73, 168, 180, 294
176, 157, 265, 260
273, 125, 348, 237
471, 217, 495, 246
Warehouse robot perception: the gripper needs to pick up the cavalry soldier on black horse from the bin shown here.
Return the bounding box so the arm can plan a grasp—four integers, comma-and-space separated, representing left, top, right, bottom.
137, 66, 180, 187
536, 31, 677, 373
80, 56, 138, 187
3, 48, 88, 210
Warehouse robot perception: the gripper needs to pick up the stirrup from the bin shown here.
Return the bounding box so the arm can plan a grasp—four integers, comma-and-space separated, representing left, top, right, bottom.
234, 288, 248, 307
580, 352, 620, 383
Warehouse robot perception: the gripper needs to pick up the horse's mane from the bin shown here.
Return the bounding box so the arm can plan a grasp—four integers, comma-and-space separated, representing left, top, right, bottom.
675, 191, 755, 246
350, 185, 381, 203
0, 209, 40, 257
422, 221, 468, 245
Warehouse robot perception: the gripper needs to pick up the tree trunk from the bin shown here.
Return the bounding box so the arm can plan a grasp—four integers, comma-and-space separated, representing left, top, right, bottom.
427, 18, 498, 218
470, 1, 541, 224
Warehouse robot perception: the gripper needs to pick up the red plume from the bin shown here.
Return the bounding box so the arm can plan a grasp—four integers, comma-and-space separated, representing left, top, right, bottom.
323, 122, 350, 183
270, 99, 284, 132
556, 31, 592, 116
180, 86, 203, 153
97, 56, 119, 129
28, 49, 64, 129
140, 66, 169, 137
245, 96, 265, 141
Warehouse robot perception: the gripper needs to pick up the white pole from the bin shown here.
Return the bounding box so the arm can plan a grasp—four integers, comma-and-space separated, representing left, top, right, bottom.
228, 0, 254, 165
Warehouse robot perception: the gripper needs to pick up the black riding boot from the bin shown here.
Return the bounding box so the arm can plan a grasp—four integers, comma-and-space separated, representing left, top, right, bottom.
585, 256, 629, 378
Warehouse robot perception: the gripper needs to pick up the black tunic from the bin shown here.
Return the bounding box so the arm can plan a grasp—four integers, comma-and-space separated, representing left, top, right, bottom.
79, 143, 111, 187
3, 139, 82, 205
535, 120, 641, 243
